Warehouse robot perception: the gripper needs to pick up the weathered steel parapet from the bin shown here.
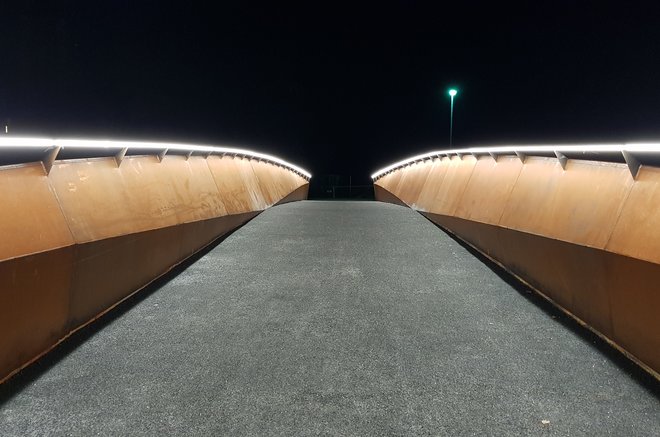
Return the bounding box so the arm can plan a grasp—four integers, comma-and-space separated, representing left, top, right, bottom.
373, 145, 660, 379
0, 137, 310, 383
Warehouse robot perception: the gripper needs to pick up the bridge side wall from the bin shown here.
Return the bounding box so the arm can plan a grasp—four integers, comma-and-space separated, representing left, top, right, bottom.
374, 155, 660, 378
0, 155, 308, 383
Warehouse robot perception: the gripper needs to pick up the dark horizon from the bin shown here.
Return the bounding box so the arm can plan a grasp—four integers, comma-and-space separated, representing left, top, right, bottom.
2, 2, 660, 184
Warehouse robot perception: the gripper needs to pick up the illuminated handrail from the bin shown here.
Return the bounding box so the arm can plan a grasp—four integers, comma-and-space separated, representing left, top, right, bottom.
371, 143, 660, 180
0, 137, 312, 179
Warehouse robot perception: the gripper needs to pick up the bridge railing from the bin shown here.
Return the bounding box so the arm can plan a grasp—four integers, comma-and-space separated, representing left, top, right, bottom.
0, 137, 310, 384
373, 144, 660, 379
371, 144, 660, 181
0, 137, 312, 179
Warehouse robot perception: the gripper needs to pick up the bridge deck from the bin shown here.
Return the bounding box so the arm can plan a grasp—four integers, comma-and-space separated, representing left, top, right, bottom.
1, 201, 658, 435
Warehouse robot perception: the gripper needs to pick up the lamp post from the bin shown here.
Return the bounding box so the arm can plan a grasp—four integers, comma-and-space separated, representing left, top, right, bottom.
448, 88, 457, 147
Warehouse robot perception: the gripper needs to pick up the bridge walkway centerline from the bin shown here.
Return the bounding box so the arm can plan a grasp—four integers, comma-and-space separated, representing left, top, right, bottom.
0, 200, 658, 435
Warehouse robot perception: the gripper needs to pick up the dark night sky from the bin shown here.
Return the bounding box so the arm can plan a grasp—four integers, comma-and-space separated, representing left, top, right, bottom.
2, 2, 660, 184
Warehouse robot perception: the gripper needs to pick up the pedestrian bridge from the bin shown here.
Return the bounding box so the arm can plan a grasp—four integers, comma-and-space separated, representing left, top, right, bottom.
0, 138, 658, 435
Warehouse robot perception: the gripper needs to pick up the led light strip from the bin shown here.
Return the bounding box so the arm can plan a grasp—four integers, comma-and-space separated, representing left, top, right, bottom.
0, 137, 312, 179
371, 143, 660, 180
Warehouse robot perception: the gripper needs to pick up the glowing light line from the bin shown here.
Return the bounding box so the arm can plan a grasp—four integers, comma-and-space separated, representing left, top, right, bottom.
371, 143, 660, 180
0, 137, 311, 179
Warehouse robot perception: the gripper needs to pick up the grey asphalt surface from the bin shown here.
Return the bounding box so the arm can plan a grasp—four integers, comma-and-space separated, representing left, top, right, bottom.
1, 200, 658, 436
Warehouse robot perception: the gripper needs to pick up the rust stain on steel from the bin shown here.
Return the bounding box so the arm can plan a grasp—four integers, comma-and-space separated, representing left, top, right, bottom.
49, 156, 229, 243
376, 154, 660, 378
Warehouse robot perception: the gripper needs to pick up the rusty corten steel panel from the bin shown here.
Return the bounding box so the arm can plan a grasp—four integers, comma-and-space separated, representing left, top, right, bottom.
389, 165, 414, 203
68, 212, 257, 328
380, 167, 404, 194
48, 156, 228, 243
500, 158, 634, 248
392, 163, 423, 201
68, 225, 187, 327
415, 158, 449, 212
427, 155, 477, 216
269, 169, 292, 201
606, 166, 660, 264
249, 160, 284, 206
50, 157, 176, 242
0, 164, 76, 383
604, 253, 660, 376
206, 155, 268, 214
373, 184, 407, 206
0, 163, 75, 259
271, 165, 300, 200
179, 212, 259, 258
399, 161, 435, 208
0, 247, 74, 382
276, 183, 310, 206
293, 174, 308, 192
374, 172, 395, 193
426, 213, 614, 339
377, 158, 448, 209
455, 156, 523, 225
273, 163, 299, 200
170, 155, 230, 223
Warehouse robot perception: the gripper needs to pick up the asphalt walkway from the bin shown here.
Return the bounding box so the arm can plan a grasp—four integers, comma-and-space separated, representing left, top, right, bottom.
1, 201, 658, 436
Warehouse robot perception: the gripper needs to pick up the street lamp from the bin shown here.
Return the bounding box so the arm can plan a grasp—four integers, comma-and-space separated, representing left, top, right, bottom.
448, 88, 458, 147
